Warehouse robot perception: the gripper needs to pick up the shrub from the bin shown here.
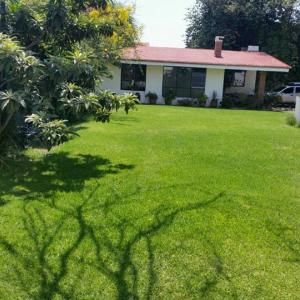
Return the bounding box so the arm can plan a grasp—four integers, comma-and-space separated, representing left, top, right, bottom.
264, 95, 282, 107
286, 113, 299, 127
25, 114, 77, 151
243, 95, 261, 109
177, 99, 194, 107
197, 93, 208, 107
164, 89, 175, 105
221, 95, 235, 108
209, 91, 219, 108
146, 92, 158, 104
221, 94, 265, 109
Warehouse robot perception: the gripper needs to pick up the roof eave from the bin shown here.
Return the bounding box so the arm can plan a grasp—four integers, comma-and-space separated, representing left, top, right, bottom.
121, 59, 290, 73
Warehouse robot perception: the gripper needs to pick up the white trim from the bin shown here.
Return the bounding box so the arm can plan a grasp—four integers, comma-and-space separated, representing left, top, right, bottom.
121, 60, 289, 73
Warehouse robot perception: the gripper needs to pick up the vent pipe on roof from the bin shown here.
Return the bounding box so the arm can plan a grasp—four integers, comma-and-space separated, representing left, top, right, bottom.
248, 45, 259, 52
214, 36, 224, 58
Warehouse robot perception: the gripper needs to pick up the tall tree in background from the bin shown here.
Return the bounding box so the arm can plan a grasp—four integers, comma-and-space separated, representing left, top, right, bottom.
186, 0, 300, 85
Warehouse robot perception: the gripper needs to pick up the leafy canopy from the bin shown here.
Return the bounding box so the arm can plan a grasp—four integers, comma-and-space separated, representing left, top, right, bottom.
185, 0, 300, 84
0, 0, 140, 152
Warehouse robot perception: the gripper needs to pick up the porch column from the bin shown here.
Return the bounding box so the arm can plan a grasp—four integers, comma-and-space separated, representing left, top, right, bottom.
257, 71, 267, 102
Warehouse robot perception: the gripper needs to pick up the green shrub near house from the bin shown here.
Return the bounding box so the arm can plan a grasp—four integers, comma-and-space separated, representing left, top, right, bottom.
146, 92, 158, 104
221, 94, 283, 109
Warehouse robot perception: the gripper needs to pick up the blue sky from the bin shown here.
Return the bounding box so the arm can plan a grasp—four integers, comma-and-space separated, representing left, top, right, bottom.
126, 0, 196, 48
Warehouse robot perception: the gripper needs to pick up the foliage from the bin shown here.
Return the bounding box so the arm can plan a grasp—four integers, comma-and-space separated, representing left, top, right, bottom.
0, 34, 41, 139
0, 90, 26, 135
197, 93, 208, 107
25, 113, 77, 151
221, 95, 235, 109
221, 94, 265, 109
23, 91, 138, 150
0, 0, 140, 155
285, 112, 299, 127
263, 94, 283, 108
58, 83, 100, 122
95, 91, 139, 123
209, 99, 218, 108
145, 91, 158, 104
177, 99, 194, 107
164, 89, 176, 105
208, 91, 219, 108
186, 0, 300, 85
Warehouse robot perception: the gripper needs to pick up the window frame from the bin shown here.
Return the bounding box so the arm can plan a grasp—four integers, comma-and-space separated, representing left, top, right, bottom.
162, 66, 206, 98
225, 70, 246, 88
121, 64, 147, 92
282, 87, 295, 95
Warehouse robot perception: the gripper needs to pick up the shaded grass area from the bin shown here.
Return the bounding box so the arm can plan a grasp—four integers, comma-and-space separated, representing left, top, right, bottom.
0, 106, 299, 299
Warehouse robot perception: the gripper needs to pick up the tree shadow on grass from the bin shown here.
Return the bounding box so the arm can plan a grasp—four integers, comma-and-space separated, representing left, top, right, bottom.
0, 182, 233, 299
111, 115, 140, 126
265, 220, 300, 264
0, 150, 239, 299
0, 152, 134, 202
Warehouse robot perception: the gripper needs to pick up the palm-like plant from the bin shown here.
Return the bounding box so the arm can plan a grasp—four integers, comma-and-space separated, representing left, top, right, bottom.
0, 90, 26, 135
58, 83, 100, 121
25, 113, 77, 151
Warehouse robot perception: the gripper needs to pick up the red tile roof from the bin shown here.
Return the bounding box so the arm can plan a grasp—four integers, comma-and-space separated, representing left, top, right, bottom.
123, 45, 290, 70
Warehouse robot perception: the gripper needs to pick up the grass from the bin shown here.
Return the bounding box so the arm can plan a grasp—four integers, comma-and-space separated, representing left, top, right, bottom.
0, 105, 299, 299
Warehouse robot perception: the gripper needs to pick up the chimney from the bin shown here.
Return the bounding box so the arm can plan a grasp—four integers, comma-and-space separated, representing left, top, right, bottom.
214, 36, 224, 58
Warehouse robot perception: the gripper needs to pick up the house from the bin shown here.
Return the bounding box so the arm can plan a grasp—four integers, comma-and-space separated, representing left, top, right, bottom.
101, 37, 290, 105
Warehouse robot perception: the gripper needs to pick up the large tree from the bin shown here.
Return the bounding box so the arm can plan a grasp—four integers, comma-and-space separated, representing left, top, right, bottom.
186, 0, 300, 85
0, 0, 139, 154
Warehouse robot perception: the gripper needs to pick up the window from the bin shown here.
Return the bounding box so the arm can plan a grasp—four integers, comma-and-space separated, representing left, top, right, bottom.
162, 67, 206, 98
282, 87, 294, 94
225, 70, 246, 87
295, 87, 300, 94
121, 64, 146, 91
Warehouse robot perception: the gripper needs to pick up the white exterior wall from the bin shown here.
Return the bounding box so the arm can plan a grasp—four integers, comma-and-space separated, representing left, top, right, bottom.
99, 65, 121, 92
145, 65, 164, 104
204, 69, 225, 105
101, 64, 243, 106
225, 71, 257, 95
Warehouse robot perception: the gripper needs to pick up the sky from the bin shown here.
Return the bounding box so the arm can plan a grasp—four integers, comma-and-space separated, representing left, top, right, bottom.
126, 0, 196, 48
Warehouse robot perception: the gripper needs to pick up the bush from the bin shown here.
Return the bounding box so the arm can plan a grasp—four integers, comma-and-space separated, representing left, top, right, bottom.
197, 93, 208, 107
164, 89, 176, 105
146, 92, 158, 104
264, 95, 282, 107
209, 99, 218, 108
177, 99, 194, 107
286, 113, 299, 127
221, 94, 264, 109
25, 114, 77, 151
243, 95, 261, 109
221, 95, 235, 108
209, 91, 219, 108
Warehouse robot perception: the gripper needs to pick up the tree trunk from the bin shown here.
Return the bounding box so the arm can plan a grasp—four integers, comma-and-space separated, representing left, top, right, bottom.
0, 112, 13, 137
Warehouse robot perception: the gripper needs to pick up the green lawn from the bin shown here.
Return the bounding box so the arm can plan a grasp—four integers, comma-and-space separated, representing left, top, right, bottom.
0, 106, 300, 299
